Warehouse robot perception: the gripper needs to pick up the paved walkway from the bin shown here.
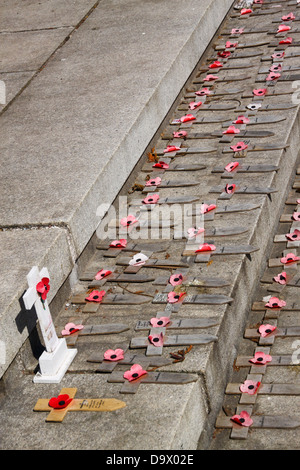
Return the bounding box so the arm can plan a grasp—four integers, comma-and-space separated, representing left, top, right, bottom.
1, 0, 300, 451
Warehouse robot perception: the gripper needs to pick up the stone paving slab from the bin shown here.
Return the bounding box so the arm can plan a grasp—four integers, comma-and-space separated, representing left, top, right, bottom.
0, 28, 73, 73
0, 0, 96, 31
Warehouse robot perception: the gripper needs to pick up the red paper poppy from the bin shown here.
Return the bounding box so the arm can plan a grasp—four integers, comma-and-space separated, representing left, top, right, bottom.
233, 115, 250, 125
279, 37, 293, 44
281, 252, 300, 264
286, 229, 300, 241
103, 348, 124, 362
169, 273, 184, 286
270, 64, 282, 73
195, 243, 216, 253
253, 88, 267, 96
163, 145, 181, 153
200, 203, 217, 214
223, 125, 240, 135
265, 297, 286, 309
231, 411, 253, 427
48, 394, 73, 409
189, 101, 202, 110
231, 28, 244, 35
282, 13, 295, 21
292, 212, 300, 221
225, 162, 239, 173
180, 114, 196, 123
277, 24, 291, 33
109, 239, 127, 248
142, 194, 160, 204
218, 51, 231, 58
123, 364, 147, 382
152, 161, 169, 169
61, 322, 84, 336
203, 74, 219, 81
209, 60, 223, 69
240, 8, 252, 15
167, 291, 186, 303
187, 227, 205, 238
148, 332, 164, 347
85, 290, 106, 303
94, 269, 112, 280
120, 215, 138, 227
266, 72, 281, 81
173, 131, 187, 138
145, 177, 162, 187
272, 51, 285, 60
259, 324, 277, 338
273, 271, 287, 285
249, 351, 272, 365
225, 183, 236, 194
240, 380, 261, 395
195, 87, 211, 96
150, 317, 170, 328
36, 277, 50, 301
230, 142, 248, 152
226, 41, 238, 48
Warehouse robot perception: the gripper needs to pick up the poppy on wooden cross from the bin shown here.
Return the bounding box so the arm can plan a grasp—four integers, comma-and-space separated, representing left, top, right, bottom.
22, 266, 77, 383
33, 387, 126, 422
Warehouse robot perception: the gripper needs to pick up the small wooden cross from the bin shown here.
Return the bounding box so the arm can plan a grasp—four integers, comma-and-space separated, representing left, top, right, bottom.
130, 329, 218, 356
108, 370, 199, 394
182, 243, 259, 262
33, 387, 126, 422
187, 201, 261, 221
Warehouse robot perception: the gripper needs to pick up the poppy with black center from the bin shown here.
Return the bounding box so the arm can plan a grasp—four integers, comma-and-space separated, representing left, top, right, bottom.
48, 394, 73, 409
103, 348, 124, 362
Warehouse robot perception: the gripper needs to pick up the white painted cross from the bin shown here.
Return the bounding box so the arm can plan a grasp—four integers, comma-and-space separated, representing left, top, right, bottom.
23, 266, 77, 383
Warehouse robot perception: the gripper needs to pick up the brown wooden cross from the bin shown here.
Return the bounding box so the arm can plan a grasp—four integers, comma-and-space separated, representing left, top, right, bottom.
108, 369, 199, 394
70, 291, 151, 314
33, 387, 126, 422
58, 320, 130, 347
187, 201, 261, 222
182, 243, 259, 263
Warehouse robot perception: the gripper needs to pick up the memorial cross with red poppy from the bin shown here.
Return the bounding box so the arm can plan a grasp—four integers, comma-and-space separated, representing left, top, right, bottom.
23, 266, 59, 354
34, 388, 126, 422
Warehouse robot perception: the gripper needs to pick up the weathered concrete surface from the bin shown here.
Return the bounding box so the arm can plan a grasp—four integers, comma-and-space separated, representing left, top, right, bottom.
0, 0, 234, 378
2, 0, 300, 453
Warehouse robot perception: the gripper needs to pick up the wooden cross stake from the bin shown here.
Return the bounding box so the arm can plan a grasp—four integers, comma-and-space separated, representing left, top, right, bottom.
33, 387, 126, 422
